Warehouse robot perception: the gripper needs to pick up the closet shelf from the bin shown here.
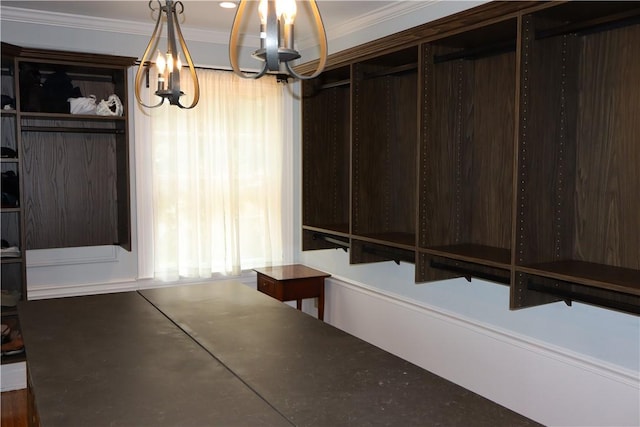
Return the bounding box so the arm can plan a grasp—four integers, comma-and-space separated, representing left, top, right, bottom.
518, 261, 640, 296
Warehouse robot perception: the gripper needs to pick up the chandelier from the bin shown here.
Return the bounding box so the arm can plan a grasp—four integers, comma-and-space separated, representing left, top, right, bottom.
229, 0, 328, 80
135, 0, 200, 109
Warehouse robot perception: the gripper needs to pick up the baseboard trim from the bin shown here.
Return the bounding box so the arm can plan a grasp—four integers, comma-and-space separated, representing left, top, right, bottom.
27, 272, 257, 300
323, 275, 639, 427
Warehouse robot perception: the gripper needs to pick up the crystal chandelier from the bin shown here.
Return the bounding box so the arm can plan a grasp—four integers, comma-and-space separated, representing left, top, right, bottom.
229, 0, 328, 80
135, 0, 200, 109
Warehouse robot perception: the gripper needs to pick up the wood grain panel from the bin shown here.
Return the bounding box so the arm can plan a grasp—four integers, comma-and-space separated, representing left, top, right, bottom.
352, 48, 418, 240
516, 17, 579, 266
467, 51, 515, 250
421, 23, 516, 252
302, 68, 350, 233
22, 122, 118, 249
573, 23, 640, 270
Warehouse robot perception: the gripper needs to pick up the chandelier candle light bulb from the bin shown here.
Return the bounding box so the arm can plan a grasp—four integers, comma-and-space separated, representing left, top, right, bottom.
135, 0, 199, 109
230, 0, 327, 80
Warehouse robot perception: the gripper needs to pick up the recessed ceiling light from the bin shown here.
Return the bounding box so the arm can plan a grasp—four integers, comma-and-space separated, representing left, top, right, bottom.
220, 1, 237, 9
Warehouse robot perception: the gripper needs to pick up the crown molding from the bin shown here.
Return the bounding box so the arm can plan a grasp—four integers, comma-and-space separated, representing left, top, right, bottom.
0, 6, 248, 46
299, 0, 440, 49
1, 2, 441, 51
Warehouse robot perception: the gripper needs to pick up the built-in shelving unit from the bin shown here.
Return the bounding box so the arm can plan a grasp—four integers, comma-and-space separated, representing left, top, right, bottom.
300, 1, 640, 316
15, 51, 134, 250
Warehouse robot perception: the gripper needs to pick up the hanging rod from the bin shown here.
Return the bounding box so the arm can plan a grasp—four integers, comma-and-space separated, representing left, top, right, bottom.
319, 79, 350, 90
535, 9, 640, 41
21, 126, 124, 134
527, 279, 640, 315
313, 233, 349, 252
362, 244, 414, 265
362, 63, 417, 80
433, 39, 515, 64
429, 260, 510, 285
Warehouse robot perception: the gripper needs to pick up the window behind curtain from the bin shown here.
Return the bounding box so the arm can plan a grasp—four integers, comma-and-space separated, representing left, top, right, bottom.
134, 68, 286, 280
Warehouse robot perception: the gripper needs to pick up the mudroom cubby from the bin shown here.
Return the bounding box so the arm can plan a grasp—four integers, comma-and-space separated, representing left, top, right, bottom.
416, 19, 518, 283
302, 65, 351, 251
351, 46, 418, 264
512, 3, 640, 314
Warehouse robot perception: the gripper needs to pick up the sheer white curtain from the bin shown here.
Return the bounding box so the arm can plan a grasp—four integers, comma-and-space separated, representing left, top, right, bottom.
134, 68, 286, 280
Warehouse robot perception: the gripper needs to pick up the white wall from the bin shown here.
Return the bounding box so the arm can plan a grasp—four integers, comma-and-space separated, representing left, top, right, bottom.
2, 3, 639, 425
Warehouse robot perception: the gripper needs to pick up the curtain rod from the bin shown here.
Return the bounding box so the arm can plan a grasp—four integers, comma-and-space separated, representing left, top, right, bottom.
134, 60, 260, 74
135, 60, 289, 83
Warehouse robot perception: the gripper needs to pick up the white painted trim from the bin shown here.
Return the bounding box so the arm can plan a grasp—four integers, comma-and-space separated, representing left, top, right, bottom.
26, 246, 118, 268
27, 271, 257, 300
0, 2, 446, 51
316, 0, 438, 44
0, 6, 236, 45
0, 362, 26, 392
323, 275, 640, 427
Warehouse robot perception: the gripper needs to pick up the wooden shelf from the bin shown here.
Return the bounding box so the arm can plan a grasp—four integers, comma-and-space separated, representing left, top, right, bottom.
352, 232, 415, 250
518, 261, 640, 297
422, 244, 511, 269
19, 112, 126, 121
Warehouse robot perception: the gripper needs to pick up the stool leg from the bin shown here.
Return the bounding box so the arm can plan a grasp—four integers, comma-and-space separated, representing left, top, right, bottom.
318, 287, 325, 321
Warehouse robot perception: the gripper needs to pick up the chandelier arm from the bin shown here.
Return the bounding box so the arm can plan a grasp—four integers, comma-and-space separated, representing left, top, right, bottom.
135, 0, 165, 107
229, 0, 270, 79
165, 0, 181, 96
265, 0, 280, 72
285, 0, 327, 80
172, 4, 199, 108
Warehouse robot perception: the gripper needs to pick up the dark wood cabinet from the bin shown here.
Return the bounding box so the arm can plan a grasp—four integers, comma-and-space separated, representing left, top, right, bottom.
300, 1, 640, 315
9, 45, 135, 251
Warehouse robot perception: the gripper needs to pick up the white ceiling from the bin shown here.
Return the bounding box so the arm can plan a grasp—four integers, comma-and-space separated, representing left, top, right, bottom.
1, 1, 411, 45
